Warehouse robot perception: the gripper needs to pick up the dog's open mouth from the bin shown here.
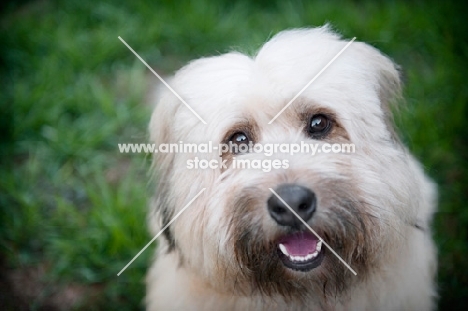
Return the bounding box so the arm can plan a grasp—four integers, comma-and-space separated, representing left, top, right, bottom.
277, 231, 324, 272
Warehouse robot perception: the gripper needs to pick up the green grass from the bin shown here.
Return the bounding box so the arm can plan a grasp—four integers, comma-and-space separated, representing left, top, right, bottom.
1, 0, 467, 309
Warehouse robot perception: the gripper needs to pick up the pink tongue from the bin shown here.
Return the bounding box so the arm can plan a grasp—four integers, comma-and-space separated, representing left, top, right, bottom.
279, 232, 318, 256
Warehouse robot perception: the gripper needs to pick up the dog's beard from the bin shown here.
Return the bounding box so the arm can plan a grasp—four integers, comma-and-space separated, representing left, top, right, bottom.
228, 177, 378, 304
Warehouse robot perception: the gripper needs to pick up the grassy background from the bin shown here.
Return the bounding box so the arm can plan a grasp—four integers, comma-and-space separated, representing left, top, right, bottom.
1, 0, 467, 309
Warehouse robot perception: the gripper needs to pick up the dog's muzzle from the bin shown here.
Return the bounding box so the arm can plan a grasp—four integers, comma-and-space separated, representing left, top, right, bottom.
268, 184, 324, 271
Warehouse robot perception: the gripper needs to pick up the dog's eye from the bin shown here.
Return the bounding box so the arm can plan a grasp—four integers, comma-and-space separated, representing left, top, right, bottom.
308, 114, 331, 138
228, 132, 250, 153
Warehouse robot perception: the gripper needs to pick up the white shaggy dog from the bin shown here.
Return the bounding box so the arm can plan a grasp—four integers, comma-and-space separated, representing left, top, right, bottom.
147, 26, 437, 310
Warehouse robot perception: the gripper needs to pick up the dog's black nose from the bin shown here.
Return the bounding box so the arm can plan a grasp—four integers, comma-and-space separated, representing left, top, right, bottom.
268, 184, 316, 227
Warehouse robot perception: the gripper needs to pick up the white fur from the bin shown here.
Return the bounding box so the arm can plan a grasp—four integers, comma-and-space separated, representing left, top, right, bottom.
147, 26, 437, 310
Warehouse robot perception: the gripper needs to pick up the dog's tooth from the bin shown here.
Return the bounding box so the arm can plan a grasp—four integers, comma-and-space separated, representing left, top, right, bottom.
279, 244, 289, 256
311, 251, 318, 258
317, 240, 322, 252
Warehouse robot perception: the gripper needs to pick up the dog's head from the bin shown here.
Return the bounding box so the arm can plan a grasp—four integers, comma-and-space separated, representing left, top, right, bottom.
149, 26, 426, 303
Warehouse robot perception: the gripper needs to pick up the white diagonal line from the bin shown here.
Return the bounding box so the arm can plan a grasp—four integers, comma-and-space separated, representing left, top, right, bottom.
117, 188, 206, 276
268, 37, 356, 124
118, 36, 207, 125
268, 188, 357, 276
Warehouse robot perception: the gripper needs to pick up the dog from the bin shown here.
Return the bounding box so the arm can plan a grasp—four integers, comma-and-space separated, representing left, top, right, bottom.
146, 26, 437, 310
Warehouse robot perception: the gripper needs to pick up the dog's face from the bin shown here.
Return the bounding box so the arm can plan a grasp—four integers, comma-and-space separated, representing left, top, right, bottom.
149, 27, 423, 302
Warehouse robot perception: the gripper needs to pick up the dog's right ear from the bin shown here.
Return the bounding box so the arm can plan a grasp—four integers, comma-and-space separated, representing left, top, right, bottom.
149, 88, 180, 179
148, 88, 180, 244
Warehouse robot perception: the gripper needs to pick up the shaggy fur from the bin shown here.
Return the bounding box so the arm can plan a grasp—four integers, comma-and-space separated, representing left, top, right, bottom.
146, 26, 437, 310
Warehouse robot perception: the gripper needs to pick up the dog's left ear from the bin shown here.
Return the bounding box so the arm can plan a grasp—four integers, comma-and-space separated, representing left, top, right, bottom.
355, 42, 403, 142
376, 51, 403, 116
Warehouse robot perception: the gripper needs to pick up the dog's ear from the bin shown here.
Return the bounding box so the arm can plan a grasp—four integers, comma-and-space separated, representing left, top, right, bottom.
355, 42, 403, 143
379, 59, 403, 144
148, 88, 180, 242
375, 52, 403, 117
149, 88, 180, 179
